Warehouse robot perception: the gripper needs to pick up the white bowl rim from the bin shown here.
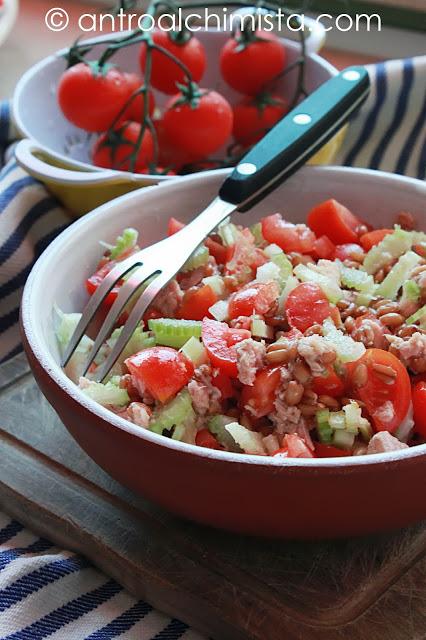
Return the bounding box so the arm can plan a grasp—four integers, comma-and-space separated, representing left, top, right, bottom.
22, 165, 426, 470
12, 29, 338, 182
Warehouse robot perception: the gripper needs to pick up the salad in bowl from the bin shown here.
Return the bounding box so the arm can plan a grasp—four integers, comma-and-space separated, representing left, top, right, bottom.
57, 197, 426, 461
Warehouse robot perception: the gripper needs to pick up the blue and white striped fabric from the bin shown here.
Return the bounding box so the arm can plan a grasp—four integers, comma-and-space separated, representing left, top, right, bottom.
0, 56, 425, 638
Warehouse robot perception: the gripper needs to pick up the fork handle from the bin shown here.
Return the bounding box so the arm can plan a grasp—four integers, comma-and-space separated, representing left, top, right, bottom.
218, 66, 370, 211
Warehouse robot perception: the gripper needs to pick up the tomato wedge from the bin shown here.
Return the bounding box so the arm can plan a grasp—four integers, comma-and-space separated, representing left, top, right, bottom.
359, 228, 393, 251
125, 346, 193, 403
211, 370, 235, 399
285, 282, 333, 333
228, 281, 279, 320
168, 216, 227, 264
86, 261, 121, 308
314, 443, 348, 458
347, 348, 411, 433
412, 381, 426, 437
178, 284, 217, 321
202, 319, 250, 377
195, 429, 223, 450
261, 213, 316, 254
307, 199, 362, 245
313, 235, 335, 260
312, 366, 345, 398
241, 366, 281, 417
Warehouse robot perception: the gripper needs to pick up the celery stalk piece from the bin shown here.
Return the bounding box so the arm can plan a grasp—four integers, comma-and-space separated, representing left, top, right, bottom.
80, 379, 130, 407
149, 390, 195, 435
202, 275, 225, 297
340, 264, 377, 295
224, 422, 267, 455
363, 226, 412, 274
322, 319, 366, 363
250, 316, 274, 339
332, 430, 355, 449
180, 336, 209, 366
209, 300, 230, 322
148, 318, 202, 349
218, 222, 239, 247
256, 261, 281, 283
208, 415, 242, 451
250, 222, 266, 247
316, 408, 333, 443
181, 245, 209, 272
406, 304, 426, 327
109, 228, 138, 260
376, 250, 421, 300
400, 280, 421, 307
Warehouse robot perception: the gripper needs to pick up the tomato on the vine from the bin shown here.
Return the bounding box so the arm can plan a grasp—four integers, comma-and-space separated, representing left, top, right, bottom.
58, 62, 134, 133
92, 121, 154, 171
220, 30, 286, 95
139, 30, 206, 95
162, 84, 233, 160
232, 93, 288, 145
120, 73, 155, 122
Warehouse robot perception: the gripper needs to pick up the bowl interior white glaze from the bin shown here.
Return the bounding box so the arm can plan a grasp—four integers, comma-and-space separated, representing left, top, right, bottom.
13, 31, 336, 171
22, 166, 426, 465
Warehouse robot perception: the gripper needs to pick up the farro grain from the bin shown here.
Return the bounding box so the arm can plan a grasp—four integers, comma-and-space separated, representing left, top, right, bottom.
318, 395, 340, 410
304, 323, 323, 337
344, 317, 356, 332
355, 224, 369, 235
372, 362, 397, 378
293, 360, 312, 384
265, 348, 293, 365
376, 301, 400, 317
284, 381, 304, 406
353, 363, 368, 387
379, 312, 404, 328
302, 389, 318, 405
299, 404, 319, 417
396, 211, 416, 230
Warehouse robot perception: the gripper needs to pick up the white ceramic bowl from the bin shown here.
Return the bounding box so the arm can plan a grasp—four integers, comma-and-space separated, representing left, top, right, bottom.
21, 166, 426, 539
0, 0, 18, 47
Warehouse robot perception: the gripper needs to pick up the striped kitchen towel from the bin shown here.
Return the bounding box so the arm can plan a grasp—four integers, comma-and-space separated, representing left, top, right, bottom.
0, 55, 425, 639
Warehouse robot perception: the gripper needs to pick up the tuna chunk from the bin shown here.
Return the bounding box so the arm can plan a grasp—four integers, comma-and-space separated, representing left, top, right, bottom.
188, 364, 221, 416
367, 431, 409, 455
297, 334, 336, 376
235, 339, 266, 386
154, 279, 183, 316
127, 402, 152, 428
387, 331, 426, 373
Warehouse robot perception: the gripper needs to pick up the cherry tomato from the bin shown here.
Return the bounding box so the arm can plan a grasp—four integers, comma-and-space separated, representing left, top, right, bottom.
261, 214, 316, 254
86, 261, 121, 308
314, 443, 348, 458
120, 73, 155, 122
162, 88, 233, 160
202, 319, 250, 377
168, 217, 185, 235
312, 235, 335, 260
307, 199, 362, 245
220, 31, 286, 95
360, 228, 393, 251
312, 366, 345, 398
125, 346, 193, 403
225, 228, 257, 284
58, 63, 133, 133
347, 348, 411, 433
155, 118, 198, 170
412, 381, 426, 437
232, 94, 288, 145
92, 121, 154, 171
285, 283, 333, 333
228, 281, 279, 320
334, 243, 364, 262
139, 30, 206, 95
195, 429, 223, 450
211, 370, 235, 399
178, 285, 218, 321
241, 366, 281, 417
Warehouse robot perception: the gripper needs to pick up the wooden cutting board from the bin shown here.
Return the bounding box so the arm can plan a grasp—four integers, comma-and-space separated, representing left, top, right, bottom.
1, 353, 426, 640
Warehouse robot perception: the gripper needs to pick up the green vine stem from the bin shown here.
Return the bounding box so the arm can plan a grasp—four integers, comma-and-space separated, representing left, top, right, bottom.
65, 0, 309, 174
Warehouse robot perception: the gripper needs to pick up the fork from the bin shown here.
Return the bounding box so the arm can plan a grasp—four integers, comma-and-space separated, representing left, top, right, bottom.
62, 66, 370, 382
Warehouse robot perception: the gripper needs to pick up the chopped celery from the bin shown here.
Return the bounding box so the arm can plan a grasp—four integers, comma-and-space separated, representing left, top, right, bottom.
406, 304, 426, 326
54, 307, 93, 354
329, 411, 346, 430
264, 243, 283, 258
342, 401, 362, 434
340, 264, 376, 295
401, 280, 421, 306
322, 318, 366, 363
256, 261, 281, 283
224, 422, 266, 455
202, 275, 225, 297
181, 244, 209, 272
172, 422, 197, 444
250, 222, 265, 247
109, 228, 138, 260
80, 379, 129, 407
358, 419, 373, 442
107, 326, 155, 362
294, 263, 342, 304
208, 415, 241, 451
363, 226, 412, 274
148, 318, 202, 348
250, 316, 274, 339
271, 252, 293, 282
149, 390, 195, 435
332, 430, 355, 449
218, 222, 239, 247
180, 336, 208, 366
209, 300, 229, 322
355, 292, 374, 307
376, 250, 421, 300
316, 409, 333, 443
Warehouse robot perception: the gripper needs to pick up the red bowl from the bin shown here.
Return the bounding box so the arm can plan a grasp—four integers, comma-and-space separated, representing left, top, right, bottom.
21, 167, 426, 539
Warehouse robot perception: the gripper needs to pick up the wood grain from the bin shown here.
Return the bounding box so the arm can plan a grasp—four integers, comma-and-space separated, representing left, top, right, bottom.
1, 353, 426, 639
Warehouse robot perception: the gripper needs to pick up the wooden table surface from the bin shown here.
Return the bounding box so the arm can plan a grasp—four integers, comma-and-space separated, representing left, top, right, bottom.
0, 0, 384, 100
